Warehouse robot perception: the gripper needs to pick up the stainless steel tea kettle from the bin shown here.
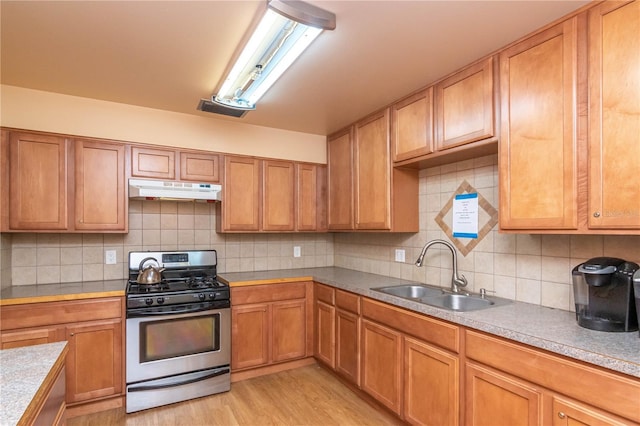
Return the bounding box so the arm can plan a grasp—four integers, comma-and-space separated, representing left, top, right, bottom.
136, 257, 165, 284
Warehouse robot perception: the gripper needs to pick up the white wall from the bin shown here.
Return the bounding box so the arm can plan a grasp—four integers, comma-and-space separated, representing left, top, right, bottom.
0, 85, 327, 163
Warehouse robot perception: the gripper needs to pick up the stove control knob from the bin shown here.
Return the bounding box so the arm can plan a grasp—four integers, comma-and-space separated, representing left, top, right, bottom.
209, 293, 216, 300
198, 293, 206, 301
145, 298, 153, 306
157, 297, 165, 305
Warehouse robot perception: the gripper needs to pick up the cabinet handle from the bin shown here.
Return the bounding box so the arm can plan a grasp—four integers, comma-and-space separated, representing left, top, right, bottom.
593, 212, 601, 218
69, 333, 74, 336
557, 412, 566, 419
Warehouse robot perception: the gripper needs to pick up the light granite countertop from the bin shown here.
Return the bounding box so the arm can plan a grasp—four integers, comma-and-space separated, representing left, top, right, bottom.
0, 279, 125, 306
0, 341, 68, 426
219, 267, 640, 379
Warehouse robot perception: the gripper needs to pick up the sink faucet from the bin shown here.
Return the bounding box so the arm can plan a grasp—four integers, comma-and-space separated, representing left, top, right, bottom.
415, 239, 468, 294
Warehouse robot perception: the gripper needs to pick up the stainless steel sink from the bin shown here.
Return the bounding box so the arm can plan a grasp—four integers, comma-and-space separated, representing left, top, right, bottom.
371, 284, 444, 300
371, 285, 511, 312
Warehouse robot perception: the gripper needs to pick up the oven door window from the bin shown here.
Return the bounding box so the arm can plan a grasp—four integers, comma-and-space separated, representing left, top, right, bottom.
140, 313, 221, 362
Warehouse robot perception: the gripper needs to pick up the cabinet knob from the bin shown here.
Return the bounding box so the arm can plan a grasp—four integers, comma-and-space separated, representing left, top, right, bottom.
593, 211, 601, 218
558, 411, 566, 419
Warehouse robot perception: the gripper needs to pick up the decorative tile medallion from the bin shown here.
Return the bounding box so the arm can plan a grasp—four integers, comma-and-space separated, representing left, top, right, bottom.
434, 180, 498, 256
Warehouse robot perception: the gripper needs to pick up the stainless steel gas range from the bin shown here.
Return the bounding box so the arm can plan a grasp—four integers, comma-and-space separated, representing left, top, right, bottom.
125, 250, 230, 413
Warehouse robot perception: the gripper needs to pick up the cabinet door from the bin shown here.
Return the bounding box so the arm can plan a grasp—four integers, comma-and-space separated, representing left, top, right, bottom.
1, 327, 63, 349
221, 156, 260, 231
552, 396, 632, 426
271, 299, 306, 362
179, 151, 220, 183
262, 160, 295, 231
314, 300, 335, 368
296, 163, 320, 231
327, 128, 354, 230
8, 132, 68, 230
499, 18, 579, 230
361, 319, 402, 416
588, 0, 640, 229
335, 308, 360, 386
436, 56, 495, 150
65, 319, 123, 403
404, 337, 459, 426
231, 304, 269, 370
131, 146, 175, 180
391, 88, 434, 162
74, 139, 126, 231
354, 109, 391, 230
465, 362, 542, 426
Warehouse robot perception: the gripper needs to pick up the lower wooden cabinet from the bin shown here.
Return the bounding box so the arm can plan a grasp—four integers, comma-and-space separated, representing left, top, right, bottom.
404, 337, 459, 426
0, 297, 125, 412
551, 396, 632, 426
465, 362, 542, 426
335, 308, 359, 384
314, 299, 335, 368
231, 282, 312, 372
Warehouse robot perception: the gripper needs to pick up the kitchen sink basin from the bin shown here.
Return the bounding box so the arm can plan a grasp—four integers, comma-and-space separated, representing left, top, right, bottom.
371, 284, 444, 300
371, 285, 511, 312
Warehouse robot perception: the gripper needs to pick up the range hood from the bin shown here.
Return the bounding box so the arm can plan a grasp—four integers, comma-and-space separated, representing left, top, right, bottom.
129, 179, 221, 202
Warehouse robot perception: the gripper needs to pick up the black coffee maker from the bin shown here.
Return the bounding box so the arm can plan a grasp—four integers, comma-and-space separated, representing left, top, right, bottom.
572, 257, 639, 332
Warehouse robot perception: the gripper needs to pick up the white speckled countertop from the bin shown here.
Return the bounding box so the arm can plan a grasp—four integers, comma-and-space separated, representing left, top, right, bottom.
0, 341, 67, 426
219, 267, 640, 379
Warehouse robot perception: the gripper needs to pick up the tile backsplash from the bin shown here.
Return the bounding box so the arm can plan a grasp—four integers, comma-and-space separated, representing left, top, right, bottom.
3, 154, 640, 313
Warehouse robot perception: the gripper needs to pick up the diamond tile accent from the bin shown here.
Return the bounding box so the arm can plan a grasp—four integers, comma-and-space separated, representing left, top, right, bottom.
434, 180, 498, 256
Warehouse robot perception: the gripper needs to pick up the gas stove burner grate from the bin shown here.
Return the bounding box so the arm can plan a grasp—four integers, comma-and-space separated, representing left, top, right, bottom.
128, 281, 171, 293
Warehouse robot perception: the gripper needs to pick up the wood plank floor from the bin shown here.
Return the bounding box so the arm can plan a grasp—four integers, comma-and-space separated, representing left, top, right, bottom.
67, 365, 404, 425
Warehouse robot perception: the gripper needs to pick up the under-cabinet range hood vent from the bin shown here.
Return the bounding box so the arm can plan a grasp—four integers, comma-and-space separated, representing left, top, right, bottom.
129, 179, 222, 202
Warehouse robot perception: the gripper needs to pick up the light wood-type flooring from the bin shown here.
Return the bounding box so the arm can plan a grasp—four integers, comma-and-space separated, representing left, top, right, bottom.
67, 364, 403, 425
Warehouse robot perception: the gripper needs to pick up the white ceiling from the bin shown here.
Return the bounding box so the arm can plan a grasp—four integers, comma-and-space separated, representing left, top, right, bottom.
0, 1, 590, 136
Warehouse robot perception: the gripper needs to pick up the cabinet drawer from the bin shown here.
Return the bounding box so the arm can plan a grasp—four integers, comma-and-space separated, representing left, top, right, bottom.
314, 283, 335, 305
465, 329, 640, 423
232, 282, 307, 305
335, 289, 359, 314
362, 298, 459, 353
0, 297, 123, 330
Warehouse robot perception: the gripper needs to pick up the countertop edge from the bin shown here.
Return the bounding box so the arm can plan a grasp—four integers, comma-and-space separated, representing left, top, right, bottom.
0, 290, 125, 306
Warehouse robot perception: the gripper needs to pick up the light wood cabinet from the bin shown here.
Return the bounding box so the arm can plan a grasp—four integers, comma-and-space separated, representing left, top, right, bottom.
296, 163, 327, 232
404, 336, 459, 426
131, 145, 220, 183
327, 128, 354, 230
313, 283, 336, 368
219, 155, 261, 232
361, 318, 403, 416
391, 88, 434, 162
65, 319, 123, 403
435, 56, 496, 151
262, 160, 295, 231
552, 396, 632, 426
465, 362, 542, 426
327, 109, 419, 232
231, 282, 312, 372
0, 297, 125, 413
587, 0, 640, 230
335, 289, 360, 386
499, 17, 579, 231
74, 139, 126, 231
5, 131, 69, 231
1, 129, 127, 232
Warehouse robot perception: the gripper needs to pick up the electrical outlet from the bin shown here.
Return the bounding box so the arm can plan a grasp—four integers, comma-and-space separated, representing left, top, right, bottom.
395, 249, 405, 263
105, 250, 117, 265
293, 246, 301, 258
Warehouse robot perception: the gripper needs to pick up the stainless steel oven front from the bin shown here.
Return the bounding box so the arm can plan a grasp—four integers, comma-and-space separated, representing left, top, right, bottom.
125, 306, 230, 413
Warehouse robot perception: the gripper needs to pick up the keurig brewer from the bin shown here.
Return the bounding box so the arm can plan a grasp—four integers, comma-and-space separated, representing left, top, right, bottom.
572, 257, 639, 332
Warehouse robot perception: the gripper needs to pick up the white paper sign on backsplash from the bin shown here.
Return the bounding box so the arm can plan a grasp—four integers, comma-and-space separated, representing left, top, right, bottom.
452, 193, 478, 238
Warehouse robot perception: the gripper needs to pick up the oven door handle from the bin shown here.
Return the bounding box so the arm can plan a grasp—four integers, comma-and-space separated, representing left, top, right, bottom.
127, 367, 230, 393
128, 302, 228, 317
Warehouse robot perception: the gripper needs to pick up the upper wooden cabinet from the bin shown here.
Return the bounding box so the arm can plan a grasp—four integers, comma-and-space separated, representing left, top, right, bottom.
218, 155, 326, 233
327, 109, 419, 232
131, 145, 220, 183
1, 129, 127, 232
587, 0, 640, 230
262, 160, 295, 232
435, 56, 496, 150
391, 87, 434, 162
499, 17, 579, 231
74, 139, 127, 231
5, 131, 69, 231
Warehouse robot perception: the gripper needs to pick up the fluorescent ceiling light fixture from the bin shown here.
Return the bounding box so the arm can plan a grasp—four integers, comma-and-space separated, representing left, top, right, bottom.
212, 0, 336, 112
